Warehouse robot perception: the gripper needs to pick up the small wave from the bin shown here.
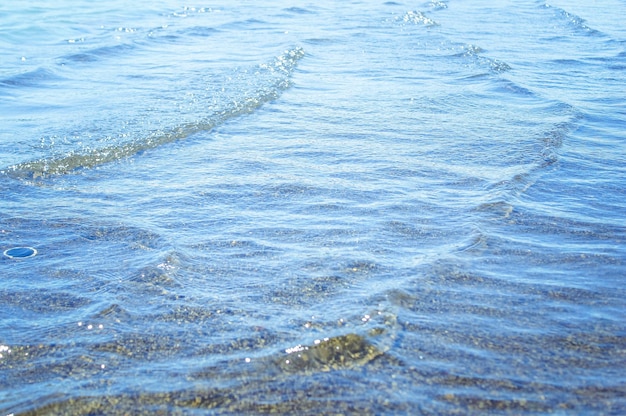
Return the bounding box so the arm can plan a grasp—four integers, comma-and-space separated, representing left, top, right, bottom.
455, 44, 512, 73
428, 0, 448, 10
398, 10, 439, 27
183, 26, 220, 38
472, 103, 583, 220
61, 44, 136, 64
495, 79, 535, 96
428, 1, 448, 10
282, 7, 316, 15
0, 67, 65, 88
3, 47, 305, 180
543, 3, 605, 37
169, 6, 216, 18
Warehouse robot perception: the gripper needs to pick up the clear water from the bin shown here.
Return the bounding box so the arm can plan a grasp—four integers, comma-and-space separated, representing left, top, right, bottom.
1, 0, 625, 414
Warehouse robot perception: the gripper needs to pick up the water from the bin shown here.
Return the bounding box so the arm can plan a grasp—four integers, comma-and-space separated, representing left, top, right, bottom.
1, 0, 625, 414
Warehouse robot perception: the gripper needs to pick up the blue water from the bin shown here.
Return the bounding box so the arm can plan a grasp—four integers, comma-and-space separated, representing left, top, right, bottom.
1, 1, 625, 414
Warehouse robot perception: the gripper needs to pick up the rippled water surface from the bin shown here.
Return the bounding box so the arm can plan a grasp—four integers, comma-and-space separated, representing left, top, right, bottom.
1, 0, 625, 414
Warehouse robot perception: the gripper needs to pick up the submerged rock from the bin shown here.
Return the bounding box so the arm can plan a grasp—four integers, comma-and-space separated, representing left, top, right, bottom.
277, 333, 384, 373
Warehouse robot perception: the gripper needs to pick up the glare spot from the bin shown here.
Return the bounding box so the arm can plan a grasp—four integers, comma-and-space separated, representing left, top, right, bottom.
285, 344, 306, 354
0, 345, 11, 359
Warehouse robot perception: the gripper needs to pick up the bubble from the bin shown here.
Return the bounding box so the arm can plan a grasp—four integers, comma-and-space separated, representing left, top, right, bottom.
3, 247, 37, 259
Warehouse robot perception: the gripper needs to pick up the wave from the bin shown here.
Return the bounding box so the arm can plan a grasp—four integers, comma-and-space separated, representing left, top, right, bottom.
398, 10, 439, 26
453, 43, 512, 73
0, 67, 65, 88
61, 44, 136, 64
391, 6, 511, 75
2, 47, 304, 180
542, 3, 606, 38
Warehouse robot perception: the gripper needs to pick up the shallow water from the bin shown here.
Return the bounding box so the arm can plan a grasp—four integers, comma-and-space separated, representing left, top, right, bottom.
1, 0, 625, 414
